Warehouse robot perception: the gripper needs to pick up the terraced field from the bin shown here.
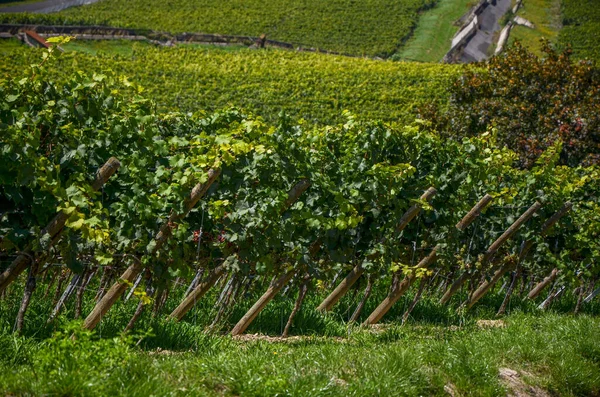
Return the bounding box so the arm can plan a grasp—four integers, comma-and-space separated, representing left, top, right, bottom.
0, 39, 461, 124
559, 0, 600, 61
0, 0, 437, 57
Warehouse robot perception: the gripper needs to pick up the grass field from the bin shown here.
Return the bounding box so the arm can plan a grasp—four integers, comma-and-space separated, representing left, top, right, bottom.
395, 0, 473, 62
0, 39, 461, 124
508, 0, 562, 56
0, 271, 599, 397
0, 0, 438, 57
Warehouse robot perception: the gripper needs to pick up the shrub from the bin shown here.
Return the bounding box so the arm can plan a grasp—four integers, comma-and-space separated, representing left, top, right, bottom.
422, 41, 600, 168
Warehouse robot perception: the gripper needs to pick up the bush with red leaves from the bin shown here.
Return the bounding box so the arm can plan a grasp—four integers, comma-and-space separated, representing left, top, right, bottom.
422, 41, 600, 168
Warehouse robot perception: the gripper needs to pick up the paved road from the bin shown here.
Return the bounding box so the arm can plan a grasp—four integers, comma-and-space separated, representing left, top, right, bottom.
460, 0, 512, 62
0, 0, 101, 14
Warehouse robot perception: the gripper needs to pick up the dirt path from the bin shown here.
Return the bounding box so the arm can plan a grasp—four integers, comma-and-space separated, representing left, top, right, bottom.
460, 0, 512, 62
0, 0, 101, 14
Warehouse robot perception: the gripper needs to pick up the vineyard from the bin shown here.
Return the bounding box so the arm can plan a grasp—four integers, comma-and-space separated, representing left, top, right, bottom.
559, 0, 600, 61
0, 0, 437, 57
1, 42, 599, 336
0, 40, 460, 124
0, 3, 600, 394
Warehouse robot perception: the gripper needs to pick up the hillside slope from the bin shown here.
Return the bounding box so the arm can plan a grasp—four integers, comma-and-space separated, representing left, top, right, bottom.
0, 40, 460, 123
1, 0, 436, 57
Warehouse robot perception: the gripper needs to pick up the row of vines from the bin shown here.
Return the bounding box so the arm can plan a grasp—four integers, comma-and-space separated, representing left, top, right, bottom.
1, 45, 599, 336
0, 0, 436, 57
559, 0, 600, 62
0, 41, 459, 125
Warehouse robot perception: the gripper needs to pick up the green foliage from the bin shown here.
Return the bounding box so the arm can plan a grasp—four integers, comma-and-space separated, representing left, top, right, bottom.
560, 0, 600, 61
395, 0, 473, 62
0, 0, 437, 57
422, 41, 600, 168
2, 45, 599, 296
0, 41, 460, 125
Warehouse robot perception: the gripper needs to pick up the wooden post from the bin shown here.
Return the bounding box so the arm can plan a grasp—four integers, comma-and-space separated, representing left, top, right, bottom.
317, 187, 436, 312
282, 275, 310, 337
527, 268, 560, 300
466, 257, 516, 309
349, 275, 373, 323
0, 158, 121, 294
394, 187, 437, 233
167, 179, 310, 322
402, 277, 427, 324
231, 270, 295, 336
483, 201, 542, 263
496, 264, 521, 316
364, 245, 438, 325
82, 169, 220, 331
168, 265, 226, 321
14, 262, 39, 334
282, 179, 310, 213
82, 261, 143, 330
456, 194, 493, 231
440, 201, 542, 304
316, 264, 364, 312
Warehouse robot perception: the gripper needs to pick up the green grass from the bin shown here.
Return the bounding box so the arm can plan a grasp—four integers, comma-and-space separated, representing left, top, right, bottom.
0, 250, 598, 396
0, 40, 461, 125
395, 0, 474, 62
508, 0, 561, 56
0, 311, 599, 396
0, 0, 437, 57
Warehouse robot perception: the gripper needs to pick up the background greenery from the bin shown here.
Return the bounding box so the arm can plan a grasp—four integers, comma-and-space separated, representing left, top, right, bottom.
0, 39, 461, 125
0, 0, 437, 57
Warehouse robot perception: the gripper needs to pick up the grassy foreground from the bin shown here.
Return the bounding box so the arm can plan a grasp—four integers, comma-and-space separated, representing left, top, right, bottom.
0, 313, 598, 396
1, 267, 599, 397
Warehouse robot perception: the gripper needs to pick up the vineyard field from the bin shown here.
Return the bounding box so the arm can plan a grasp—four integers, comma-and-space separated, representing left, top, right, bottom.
1, 3, 600, 394
0, 0, 437, 57
559, 0, 600, 61
0, 39, 461, 124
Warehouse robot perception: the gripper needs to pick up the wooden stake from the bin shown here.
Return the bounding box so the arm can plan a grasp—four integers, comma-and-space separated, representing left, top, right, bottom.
364, 245, 438, 325
483, 201, 542, 263
349, 275, 373, 323
168, 265, 226, 321
402, 277, 427, 325
466, 257, 516, 309
527, 268, 559, 300
14, 262, 38, 334
282, 275, 310, 337
231, 270, 295, 336
317, 264, 364, 312
456, 194, 493, 231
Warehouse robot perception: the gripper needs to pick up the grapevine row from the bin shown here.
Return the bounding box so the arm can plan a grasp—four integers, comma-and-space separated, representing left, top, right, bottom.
1, 46, 599, 335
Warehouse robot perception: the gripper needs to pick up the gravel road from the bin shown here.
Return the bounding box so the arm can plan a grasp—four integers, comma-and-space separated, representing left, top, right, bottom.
0, 0, 101, 14
460, 0, 512, 62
